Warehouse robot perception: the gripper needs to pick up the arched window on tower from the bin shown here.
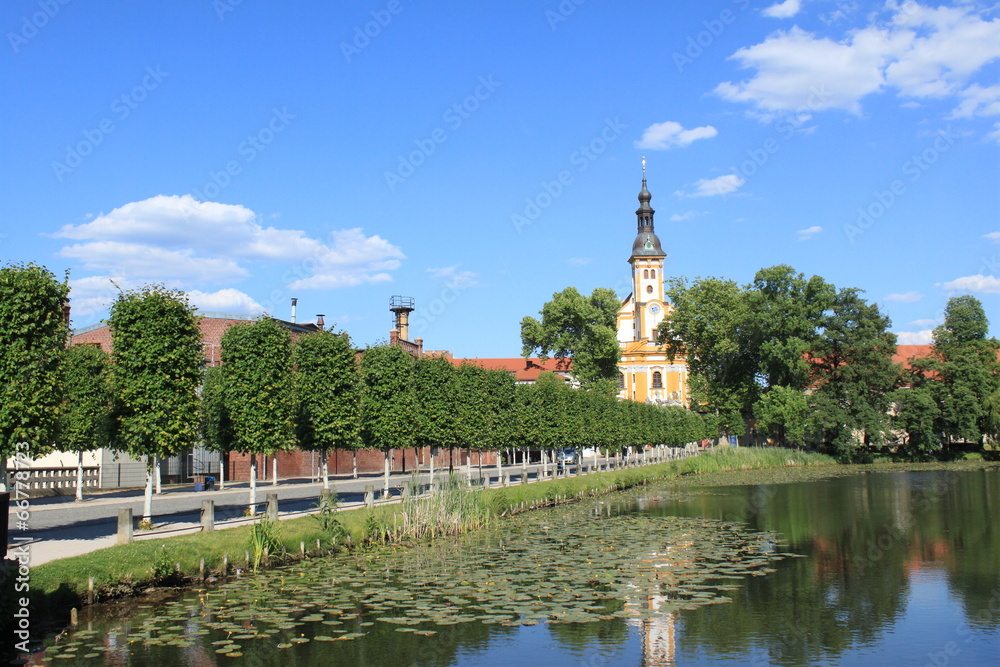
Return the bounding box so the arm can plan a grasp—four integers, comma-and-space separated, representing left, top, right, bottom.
652, 371, 663, 389
643, 269, 649, 279
650, 269, 656, 279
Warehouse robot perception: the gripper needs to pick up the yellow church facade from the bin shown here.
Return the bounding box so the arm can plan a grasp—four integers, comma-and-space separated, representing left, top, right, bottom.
616, 171, 689, 406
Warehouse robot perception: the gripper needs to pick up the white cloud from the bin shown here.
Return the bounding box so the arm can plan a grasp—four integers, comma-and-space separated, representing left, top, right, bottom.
716, 2, 1000, 124
188, 288, 264, 315
60, 241, 249, 283
763, 0, 802, 19
950, 83, 1000, 119
885, 291, 923, 303
797, 225, 823, 240
670, 211, 702, 222
910, 318, 939, 327
635, 121, 718, 150
567, 257, 593, 266
984, 231, 1000, 242
895, 329, 934, 345
676, 174, 745, 198
56, 195, 405, 296
939, 274, 1000, 293
427, 266, 478, 289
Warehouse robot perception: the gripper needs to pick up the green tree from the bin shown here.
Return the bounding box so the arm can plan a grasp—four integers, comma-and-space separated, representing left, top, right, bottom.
221, 318, 295, 514
754, 385, 809, 447
889, 385, 940, 454
200, 365, 232, 489
294, 330, 360, 489
932, 295, 1000, 447
521, 286, 622, 392
60, 344, 114, 501
0, 263, 69, 490
807, 288, 900, 459
413, 356, 460, 483
359, 344, 417, 495
109, 285, 202, 523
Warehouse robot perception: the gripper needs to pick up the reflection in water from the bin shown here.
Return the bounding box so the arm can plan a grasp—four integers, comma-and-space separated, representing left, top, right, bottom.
643, 467, 1000, 665
34, 467, 1000, 666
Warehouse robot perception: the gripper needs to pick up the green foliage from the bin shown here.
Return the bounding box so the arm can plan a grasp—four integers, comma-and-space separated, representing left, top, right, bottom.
109, 285, 203, 462
200, 365, 232, 453
520, 286, 622, 390
755, 386, 809, 447
413, 356, 460, 451
60, 344, 114, 453
932, 296, 1000, 445
294, 330, 360, 454
359, 344, 417, 451
0, 263, 70, 461
248, 518, 284, 570
151, 544, 174, 581
889, 386, 940, 453
221, 318, 296, 456
807, 288, 900, 455
313, 492, 351, 548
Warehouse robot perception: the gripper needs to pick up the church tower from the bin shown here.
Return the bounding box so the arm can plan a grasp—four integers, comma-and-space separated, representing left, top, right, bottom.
628, 162, 667, 342
616, 160, 688, 406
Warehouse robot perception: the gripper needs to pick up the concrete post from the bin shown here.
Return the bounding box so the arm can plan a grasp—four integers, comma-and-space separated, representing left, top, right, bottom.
117, 508, 133, 544
266, 493, 278, 522
201, 499, 215, 532
365, 484, 374, 508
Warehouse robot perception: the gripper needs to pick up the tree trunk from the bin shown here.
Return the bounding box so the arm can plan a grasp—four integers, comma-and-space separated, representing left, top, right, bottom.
496, 449, 502, 483
218, 452, 226, 490
448, 447, 454, 474
521, 448, 527, 482
272, 455, 278, 486
321, 448, 330, 490
352, 450, 358, 479
75, 450, 84, 502
542, 449, 548, 479
143, 456, 154, 524
154, 455, 162, 494
248, 455, 257, 515
478, 450, 483, 482
383, 448, 391, 496
0, 459, 8, 493
429, 447, 435, 488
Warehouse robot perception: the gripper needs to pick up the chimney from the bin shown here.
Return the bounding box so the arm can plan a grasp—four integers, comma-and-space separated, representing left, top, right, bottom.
316, 314, 325, 329
389, 296, 415, 342
290, 297, 298, 324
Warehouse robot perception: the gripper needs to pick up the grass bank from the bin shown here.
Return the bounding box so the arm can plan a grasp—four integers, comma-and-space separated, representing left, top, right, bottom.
29, 446, 832, 608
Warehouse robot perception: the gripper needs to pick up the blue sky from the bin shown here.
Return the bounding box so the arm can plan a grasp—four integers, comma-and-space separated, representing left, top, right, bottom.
3, 0, 998, 357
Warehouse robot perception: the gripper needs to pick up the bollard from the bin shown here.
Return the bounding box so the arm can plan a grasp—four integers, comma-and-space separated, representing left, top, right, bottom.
364, 484, 374, 509
70, 608, 78, 626
266, 493, 279, 522
117, 508, 133, 545
402, 484, 410, 499
201, 499, 215, 532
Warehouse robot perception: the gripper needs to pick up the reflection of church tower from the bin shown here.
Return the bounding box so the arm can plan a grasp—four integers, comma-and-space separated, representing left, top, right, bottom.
616, 160, 689, 406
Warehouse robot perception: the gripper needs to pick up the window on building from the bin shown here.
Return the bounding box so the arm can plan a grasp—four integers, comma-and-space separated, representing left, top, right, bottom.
618, 373, 625, 390
646, 285, 653, 294
652, 371, 663, 388
650, 269, 656, 279
643, 269, 649, 279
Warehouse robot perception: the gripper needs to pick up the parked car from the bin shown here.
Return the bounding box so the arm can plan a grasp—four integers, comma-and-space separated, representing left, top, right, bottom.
556, 448, 580, 467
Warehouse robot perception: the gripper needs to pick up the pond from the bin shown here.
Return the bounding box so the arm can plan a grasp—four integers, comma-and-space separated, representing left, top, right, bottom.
36, 467, 1000, 665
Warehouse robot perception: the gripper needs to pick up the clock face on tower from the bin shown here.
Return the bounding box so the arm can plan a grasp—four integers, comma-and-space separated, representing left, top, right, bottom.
650, 304, 661, 315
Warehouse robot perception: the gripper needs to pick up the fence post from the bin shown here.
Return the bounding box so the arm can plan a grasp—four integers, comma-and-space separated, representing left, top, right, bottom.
266, 493, 278, 522
201, 499, 215, 532
364, 484, 374, 508
117, 508, 133, 545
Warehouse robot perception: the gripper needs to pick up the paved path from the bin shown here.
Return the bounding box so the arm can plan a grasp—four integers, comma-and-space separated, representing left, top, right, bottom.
8, 458, 641, 566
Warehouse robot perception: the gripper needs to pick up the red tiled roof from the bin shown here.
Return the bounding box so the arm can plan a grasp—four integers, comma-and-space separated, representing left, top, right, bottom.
448, 357, 572, 383
893, 344, 934, 368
